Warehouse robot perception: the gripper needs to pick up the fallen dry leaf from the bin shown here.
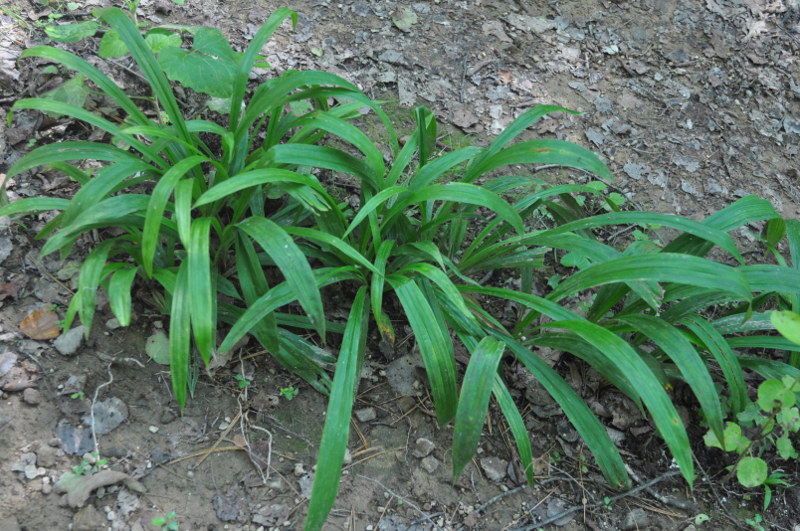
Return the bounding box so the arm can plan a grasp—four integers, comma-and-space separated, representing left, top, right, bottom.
19, 307, 61, 340
56, 469, 146, 507
499, 69, 513, 84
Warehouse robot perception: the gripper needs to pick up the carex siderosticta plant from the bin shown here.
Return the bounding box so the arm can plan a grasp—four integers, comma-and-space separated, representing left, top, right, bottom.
4, 7, 800, 530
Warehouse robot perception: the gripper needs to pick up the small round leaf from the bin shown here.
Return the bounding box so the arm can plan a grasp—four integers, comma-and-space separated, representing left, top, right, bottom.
736, 456, 767, 488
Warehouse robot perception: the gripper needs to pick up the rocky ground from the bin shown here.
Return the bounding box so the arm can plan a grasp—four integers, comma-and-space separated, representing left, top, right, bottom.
0, 0, 799, 529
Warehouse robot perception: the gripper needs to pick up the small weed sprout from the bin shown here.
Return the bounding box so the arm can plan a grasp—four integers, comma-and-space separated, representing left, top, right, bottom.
152, 511, 179, 531
279, 386, 298, 401
234, 373, 251, 389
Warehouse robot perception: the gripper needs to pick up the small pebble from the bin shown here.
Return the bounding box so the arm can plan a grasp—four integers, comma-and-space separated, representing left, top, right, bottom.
354, 407, 376, 422
22, 387, 42, 405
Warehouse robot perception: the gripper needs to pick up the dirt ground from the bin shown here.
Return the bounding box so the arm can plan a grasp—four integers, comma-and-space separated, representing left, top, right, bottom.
1, 0, 799, 529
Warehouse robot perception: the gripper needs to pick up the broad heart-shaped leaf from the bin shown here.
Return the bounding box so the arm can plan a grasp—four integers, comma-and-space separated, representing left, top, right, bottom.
45, 21, 98, 42
737, 456, 768, 488
305, 287, 367, 531
771, 310, 800, 345
40, 75, 89, 118
452, 337, 505, 481
156, 27, 239, 97
99, 29, 128, 58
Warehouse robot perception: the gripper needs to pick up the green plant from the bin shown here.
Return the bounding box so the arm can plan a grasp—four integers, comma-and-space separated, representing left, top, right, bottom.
4, 6, 800, 531
279, 386, 298, 400
702, 310, 800, 509
234, 373, 251, 389
72, 452, 107, 475
152, 511, 179, 531
70, 391, 85, 400
746, 513, 764, 531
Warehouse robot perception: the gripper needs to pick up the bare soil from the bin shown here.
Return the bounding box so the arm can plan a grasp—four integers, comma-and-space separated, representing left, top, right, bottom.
1, 0, 799, 530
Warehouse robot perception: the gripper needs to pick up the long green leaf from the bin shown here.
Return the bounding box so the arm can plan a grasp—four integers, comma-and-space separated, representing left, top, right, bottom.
0, 197, 70, 217
680, 315, 747, 415
453, 337, 505, 480
549, 320, 693, 486
8, 141, 140, 178
142, 155, 207, 275
230, 7, 296, 126
194, 169, 325, 207
96, 7, 190, 142
389, 275, 457, 424
188, 218, 215, 366
237, 217, 326, 339
76, 240, 115, 335
549, 253, 752, 307
305, 287, 367, 531
107, 266, 138, 326
615, 314, 724, 442
170, 261, 192, 409
497, 333, 630, 488
548, 212, 744, 264
491, 374, 535, 486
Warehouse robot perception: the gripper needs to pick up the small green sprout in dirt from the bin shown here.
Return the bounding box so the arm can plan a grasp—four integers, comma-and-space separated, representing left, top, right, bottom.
234, 373, 251, 389
151, 511, 179, 531
72, 452, 107, 475
694, 513, 710, 525
70, 391, 85, 400
279, 386, 299, 401
746, 513, 764, 531
602, 496, 612, 511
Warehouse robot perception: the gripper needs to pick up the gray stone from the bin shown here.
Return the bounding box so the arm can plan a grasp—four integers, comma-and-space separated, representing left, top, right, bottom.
22, 387, 42, 405
72, 504, 106, 531
354, 407, 376, 423
54, 326, 85, 356
479, 456, 508, 482
0, 237, 12, 264
413, 437, 435, 458
0, 516, 20, 531
82, 397, 128, 435
36, 445, 59, 468
212, 493, 240, 522
621, 508, 650, 530
420, 455, 440, 474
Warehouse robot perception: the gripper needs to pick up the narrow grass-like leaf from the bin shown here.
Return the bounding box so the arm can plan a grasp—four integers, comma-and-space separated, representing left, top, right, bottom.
371, 240, 395, 340
285, 226, 378, 275
680, 315, 747, 415
230, 7, 296, 126
384, 183, 524, 235
238, 217, 326, 339
12, 99, 164, 166
76, 240, 115, 335
20, 46, 150, 126
0, 197, 70, 217
389, 275, 457, 424
96, 7, 191, 142
548, 253, 751, 307
305, 287, 367, 531
548, 212, 744, 263
615, 314, 724, 441
41, 195, 149, 256
410, 146, 482, 189
549, 320, 693, 485
267, 144, 378, 192
491, 374, 535, 486
188, 218, 215, 366
235, 235, 279, 354
194, 169, 325, 207
170, 261, 192, 409
496, 333, 630, 488
142, 156, 207, 276
60, 159, 152, 228
452, 337, 505, 480
738, 356, 800, 381
107, 266, 138, 326
7, 141, 141, 178
466, 139, 611, 183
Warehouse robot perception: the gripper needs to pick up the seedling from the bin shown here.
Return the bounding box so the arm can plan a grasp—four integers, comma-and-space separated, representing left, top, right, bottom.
279, 386, 298, 401
72, 452, 108, 475
70, 391, 85, 400
234, 373, 251, 389
152, 511, 179, 531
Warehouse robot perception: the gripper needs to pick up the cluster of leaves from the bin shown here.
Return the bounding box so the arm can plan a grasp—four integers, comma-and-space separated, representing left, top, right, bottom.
4, 7, 800, 530
703, 310, 800, 509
